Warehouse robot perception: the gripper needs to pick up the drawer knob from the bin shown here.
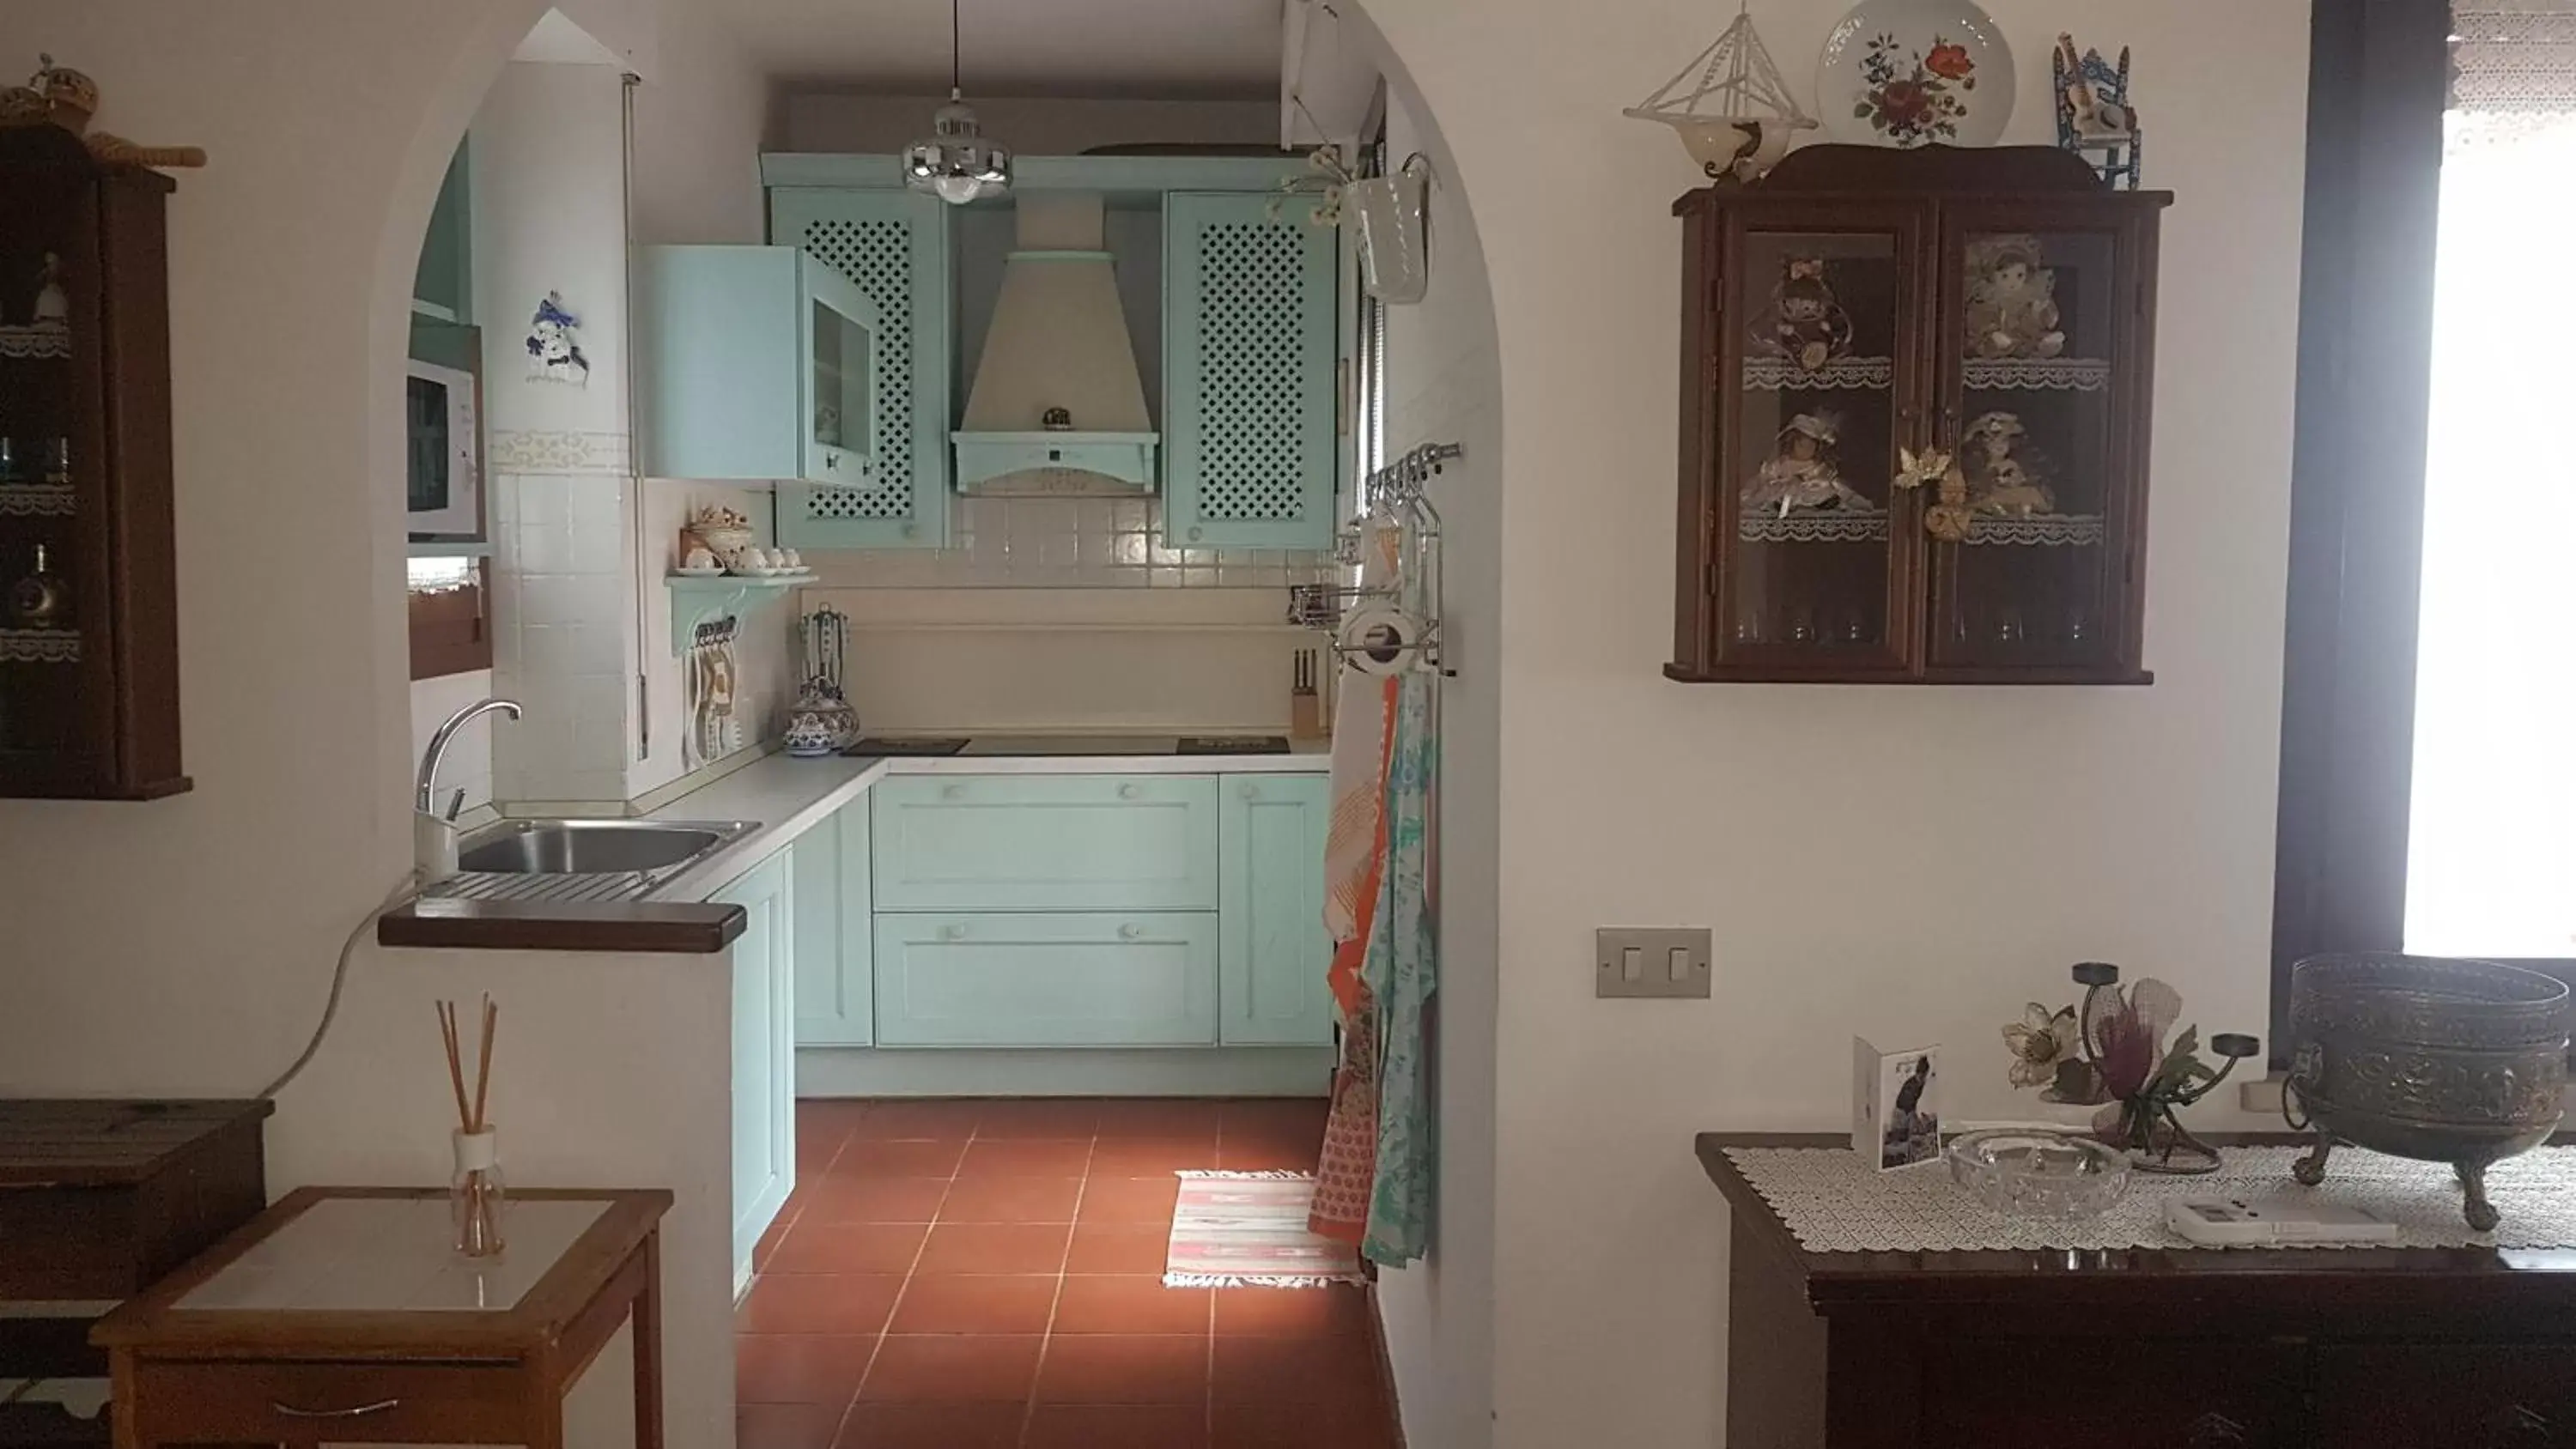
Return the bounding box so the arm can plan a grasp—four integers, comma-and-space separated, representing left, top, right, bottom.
941, 924, 967, 941
942, 784, 967, 800
2185, 1412, 2249, 1449
1120, 923, 1145, 940
273, 1398, 402, 1420
1117, 783, 1143, 800
2494, 1406, 2553, 1446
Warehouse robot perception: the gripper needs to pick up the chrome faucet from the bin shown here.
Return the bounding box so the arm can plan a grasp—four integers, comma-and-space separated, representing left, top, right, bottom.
416, 696, 521, 816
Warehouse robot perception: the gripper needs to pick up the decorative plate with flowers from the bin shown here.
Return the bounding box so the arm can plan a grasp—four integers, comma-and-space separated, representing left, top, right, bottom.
1817, 0, 2017, 149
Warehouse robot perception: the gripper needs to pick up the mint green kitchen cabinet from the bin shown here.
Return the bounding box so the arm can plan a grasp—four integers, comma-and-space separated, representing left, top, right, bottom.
873, 912, 1219, 1047
1218, 774, 1336, 1046
769, 188, 953, 548
638, 246, 879, 488
1163, 192, 1340, 551
411, 140, 471, 323
718, 849, 795, 1290
871, 774, 1219, 913
793, 799, 874, 1047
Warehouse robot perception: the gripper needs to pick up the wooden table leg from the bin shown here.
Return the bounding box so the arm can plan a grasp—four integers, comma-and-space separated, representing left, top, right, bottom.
107, 1349, 144, 1449
632, 1228, 664, 1449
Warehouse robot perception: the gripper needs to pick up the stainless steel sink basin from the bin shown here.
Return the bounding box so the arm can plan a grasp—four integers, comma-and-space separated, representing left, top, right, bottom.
433, 818, 758, 902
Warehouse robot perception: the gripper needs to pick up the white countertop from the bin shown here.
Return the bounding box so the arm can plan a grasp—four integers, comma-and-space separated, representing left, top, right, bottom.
645, 740, 1329, 902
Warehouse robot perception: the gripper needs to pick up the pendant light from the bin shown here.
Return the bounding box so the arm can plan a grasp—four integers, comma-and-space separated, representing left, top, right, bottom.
906, 0, 1011, 205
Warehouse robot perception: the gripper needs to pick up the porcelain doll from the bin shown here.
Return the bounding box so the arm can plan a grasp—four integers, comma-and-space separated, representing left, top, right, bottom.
1961, 412, 2057, 516
1965, 237, 2067, 360
1755, 257, 1854, 372
1746, 413, 1875, 516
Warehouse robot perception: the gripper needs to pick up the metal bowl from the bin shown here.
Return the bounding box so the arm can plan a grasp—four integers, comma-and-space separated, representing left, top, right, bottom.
2285, 953, 2571, 1230
1945, 1128, 2132, 1222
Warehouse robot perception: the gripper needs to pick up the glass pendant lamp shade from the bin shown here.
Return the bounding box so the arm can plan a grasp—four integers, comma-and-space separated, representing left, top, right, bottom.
908, 2, 1010, 205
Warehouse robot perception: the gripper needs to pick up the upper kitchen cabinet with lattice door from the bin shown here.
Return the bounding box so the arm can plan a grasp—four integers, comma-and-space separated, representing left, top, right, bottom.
767, 188, 953, 549
1163, 193, 1340, 551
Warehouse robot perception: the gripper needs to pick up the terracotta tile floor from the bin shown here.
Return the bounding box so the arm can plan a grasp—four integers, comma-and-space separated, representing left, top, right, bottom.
737, 1097, 1395, 1449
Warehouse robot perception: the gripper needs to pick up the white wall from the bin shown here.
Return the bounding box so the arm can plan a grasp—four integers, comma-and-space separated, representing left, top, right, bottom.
778, 92, 1279, 155
1349, 1, 2315, 1444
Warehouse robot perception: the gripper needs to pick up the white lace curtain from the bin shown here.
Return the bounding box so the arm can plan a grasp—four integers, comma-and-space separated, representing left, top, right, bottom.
2452, 2, 2576, 147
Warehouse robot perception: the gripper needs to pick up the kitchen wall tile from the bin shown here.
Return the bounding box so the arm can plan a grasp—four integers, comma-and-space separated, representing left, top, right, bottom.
799, 494, 1333, 591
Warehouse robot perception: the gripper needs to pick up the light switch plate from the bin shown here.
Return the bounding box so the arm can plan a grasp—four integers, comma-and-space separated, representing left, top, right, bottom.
1595, 927, 1713, 999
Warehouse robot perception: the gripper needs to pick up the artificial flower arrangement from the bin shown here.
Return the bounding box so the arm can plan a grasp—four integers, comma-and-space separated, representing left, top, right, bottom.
2002, 961, 2261, 1174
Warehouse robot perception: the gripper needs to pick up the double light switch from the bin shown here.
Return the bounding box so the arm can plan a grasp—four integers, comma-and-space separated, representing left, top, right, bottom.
1595, 927, 1714, 999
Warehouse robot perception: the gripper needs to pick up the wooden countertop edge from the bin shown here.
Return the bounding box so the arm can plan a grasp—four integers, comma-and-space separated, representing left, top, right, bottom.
377, 899, 746, 955
1694, 1131, 2576, 1305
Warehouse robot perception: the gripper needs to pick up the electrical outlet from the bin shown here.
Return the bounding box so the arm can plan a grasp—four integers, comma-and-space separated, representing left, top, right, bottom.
1595, 927, 1713, 999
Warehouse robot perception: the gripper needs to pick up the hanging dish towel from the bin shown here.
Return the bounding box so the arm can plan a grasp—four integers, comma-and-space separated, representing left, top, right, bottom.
1323, 521, 1403, 1013
1364, 670, 1438, 1266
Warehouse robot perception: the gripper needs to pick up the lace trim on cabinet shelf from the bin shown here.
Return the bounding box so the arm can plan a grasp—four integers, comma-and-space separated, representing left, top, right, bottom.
0, 629, 81, 664
1738, 511, 1889, 544
0, 326, 71, 360
0, 486, 75, 518
1961, 357, 2112, 391
1741, 355, 1893, 391
1724, 1144, 2576, 1253
1960, 512, 2105, 547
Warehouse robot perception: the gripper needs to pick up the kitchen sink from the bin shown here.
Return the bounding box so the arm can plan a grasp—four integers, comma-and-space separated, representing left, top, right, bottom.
434, 818, 758, 900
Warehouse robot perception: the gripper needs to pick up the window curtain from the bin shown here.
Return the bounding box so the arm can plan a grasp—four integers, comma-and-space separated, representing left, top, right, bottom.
2451, 3, 2576, 146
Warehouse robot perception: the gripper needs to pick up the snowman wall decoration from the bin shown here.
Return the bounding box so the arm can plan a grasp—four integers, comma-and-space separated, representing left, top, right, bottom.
524, 291, 591, 386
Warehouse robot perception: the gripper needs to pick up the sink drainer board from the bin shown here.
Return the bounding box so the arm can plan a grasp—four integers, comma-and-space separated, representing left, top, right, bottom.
425, 871, 659, 904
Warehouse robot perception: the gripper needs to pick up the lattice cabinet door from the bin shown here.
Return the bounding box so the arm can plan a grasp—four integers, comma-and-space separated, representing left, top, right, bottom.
1163, 193, 1340, 551
768, 188, 951, 549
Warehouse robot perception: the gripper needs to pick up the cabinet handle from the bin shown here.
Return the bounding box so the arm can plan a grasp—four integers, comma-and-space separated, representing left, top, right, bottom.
1119, 923, 1145, 940
1117, 783, 1143, 800
942, 784, 967, 800
1239, 784, 1261, 801
940, 924, 967, 941
2184, 1412, 2249, 1449
272, 1399, 401, 1420
1188, 526, 1203, 542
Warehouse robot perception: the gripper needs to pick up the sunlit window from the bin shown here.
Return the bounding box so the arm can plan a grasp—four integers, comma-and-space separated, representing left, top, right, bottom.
2403, 58, 2576, 958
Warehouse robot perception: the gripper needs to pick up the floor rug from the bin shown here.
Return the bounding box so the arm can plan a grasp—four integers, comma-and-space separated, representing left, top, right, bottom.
1165, 1171, 1367, 1288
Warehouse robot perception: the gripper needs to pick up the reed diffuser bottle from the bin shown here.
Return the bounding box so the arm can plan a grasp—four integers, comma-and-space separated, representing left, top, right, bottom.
439, 995, 505, 1257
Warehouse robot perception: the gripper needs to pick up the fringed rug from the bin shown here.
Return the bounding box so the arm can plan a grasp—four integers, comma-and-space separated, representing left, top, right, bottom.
1163, 1171, 1366, 1288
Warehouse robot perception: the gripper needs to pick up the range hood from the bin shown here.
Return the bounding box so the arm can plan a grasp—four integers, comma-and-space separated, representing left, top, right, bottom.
952, 193, 1158, 494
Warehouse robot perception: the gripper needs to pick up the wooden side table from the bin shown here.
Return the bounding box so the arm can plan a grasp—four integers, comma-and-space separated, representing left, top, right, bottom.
91, 1186, 671, 1449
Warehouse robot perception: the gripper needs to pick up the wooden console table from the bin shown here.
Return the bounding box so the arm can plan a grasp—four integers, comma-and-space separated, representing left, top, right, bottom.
91, 1186, 671, 1449
1701, 1131, 2576, 1449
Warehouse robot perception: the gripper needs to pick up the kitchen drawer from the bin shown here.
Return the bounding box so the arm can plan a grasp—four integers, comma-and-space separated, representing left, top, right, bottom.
1919, 1338, 2303, 1449
871, 774, 1218, 912
872, 912, 1218, 1047
126, 1361, 522, 1443
2312, 1344, 2576, 1448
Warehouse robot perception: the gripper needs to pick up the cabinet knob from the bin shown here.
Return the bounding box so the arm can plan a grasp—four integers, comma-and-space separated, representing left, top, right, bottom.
902, 523, 918, 538
1239, 784, 1261, 801
940, 924, 967, 941
942, 783, 967, 800
1188, 526, 1203, 542
1119, 923, 1145, 940
824, 451, 840, 469
2185, 1412, 2249, 1449
1117, 783, 1143, 800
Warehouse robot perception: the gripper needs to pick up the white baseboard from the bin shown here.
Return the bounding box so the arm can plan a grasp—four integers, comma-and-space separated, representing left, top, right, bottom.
796, 1046, 1337, 1098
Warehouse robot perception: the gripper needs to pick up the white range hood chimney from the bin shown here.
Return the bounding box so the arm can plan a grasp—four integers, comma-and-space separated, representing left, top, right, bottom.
951, 193, 1159, 493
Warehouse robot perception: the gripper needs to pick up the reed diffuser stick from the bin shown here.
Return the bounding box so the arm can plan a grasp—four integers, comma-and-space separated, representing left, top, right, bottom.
471, 992, 496, 1133
436, 996, 506, 1257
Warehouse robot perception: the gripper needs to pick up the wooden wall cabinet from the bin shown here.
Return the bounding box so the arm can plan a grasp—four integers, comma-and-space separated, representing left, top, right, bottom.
1668, 146, 2171, 686
0, 126, 187, 797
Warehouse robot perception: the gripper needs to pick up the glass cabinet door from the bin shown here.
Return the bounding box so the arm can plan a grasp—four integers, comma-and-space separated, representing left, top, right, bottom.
803, 266, 879, 488
1716, 209, 1926, 676
0, 179, 101, 773
1927, 214, 2142, 675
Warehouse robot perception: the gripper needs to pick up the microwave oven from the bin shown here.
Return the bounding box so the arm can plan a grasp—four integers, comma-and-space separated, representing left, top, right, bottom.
406, 353, 483, 540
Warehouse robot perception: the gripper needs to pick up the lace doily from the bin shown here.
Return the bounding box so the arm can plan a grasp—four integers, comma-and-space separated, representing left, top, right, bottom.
1723, 1145, 2576, 1252
1738, 510, 1888, 544
0, 487, 76, 518
1741, 355, 1893, 391
1960, 512, 2105, 547
0, 629, 81, 664
1961, 357, 2111, 392
0, 327, 71, 360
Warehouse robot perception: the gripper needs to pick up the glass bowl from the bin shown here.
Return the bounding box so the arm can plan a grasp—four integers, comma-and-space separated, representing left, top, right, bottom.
1945, 1128, 2132, 1221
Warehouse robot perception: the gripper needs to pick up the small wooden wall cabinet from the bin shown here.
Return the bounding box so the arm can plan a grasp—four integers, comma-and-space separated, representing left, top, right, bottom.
0, 125, 186, 796
1668, 146, 2171, 686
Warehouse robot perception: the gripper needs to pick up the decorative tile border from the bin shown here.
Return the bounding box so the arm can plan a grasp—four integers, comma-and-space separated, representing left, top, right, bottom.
489, 429, 631, 476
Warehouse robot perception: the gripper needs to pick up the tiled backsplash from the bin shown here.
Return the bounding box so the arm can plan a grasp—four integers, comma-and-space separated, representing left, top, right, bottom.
805, 496, 1340, 590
